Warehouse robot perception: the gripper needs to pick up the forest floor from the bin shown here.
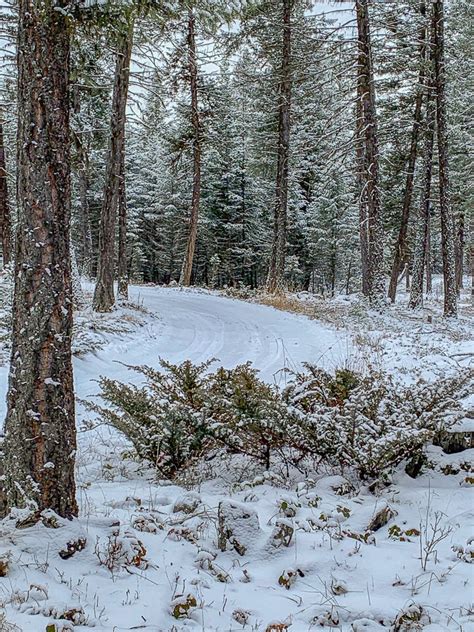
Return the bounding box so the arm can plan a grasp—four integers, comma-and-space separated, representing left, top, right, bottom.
0, 281, 473, 632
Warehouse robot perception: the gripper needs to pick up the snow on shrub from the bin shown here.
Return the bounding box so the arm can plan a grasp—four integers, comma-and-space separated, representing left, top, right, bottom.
94, 528, 147, 574
284, 364, 472, 480
209, 363, 289, 467
85, 359, 288, 476
83, 359, 215, 477
84, 358, 472, 481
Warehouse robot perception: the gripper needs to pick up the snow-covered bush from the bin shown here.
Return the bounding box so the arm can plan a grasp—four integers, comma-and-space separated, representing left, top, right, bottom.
284, 365, 473, 480
95, 529, 147, 574
209, 363, 289, 467
86, 359, 471, 482
87, 360, 291, 476
284, 363, 360, 411
84, 359, 215, 477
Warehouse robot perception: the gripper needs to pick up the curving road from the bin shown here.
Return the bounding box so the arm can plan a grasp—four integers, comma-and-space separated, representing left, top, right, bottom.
75, 286, 351, 394
0, 287, 352, 422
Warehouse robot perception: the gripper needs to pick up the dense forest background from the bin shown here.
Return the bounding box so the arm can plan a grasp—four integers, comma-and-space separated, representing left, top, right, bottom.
0, 0, 472, 302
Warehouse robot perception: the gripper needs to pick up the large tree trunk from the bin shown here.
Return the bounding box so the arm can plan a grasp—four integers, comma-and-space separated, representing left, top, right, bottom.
93, 21, 133, 311
0, 118, 11, 267
266, 0, 291, 294
3, 0, 77, 518
356, 0, 385, 306
179, 10, 201, 287
433, 0, 457, 317
409, 74, 436, 310
388, 4, 428, 303
356, 81, 369, 297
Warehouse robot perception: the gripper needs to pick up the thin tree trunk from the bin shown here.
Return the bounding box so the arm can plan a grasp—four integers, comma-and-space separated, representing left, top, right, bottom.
74, 134, 93, 278
470, 216, 474, 306
388, 4, 428, 303
356, 80, 369, 296
71, 246, 84, 308
240, 148, 247, 285
425, 206, 432, 292
356, 0, 385, 306
0, 118, 11, 267
266, 0, 291, 294
345, 259, 353, 295
3, 0, 77, 517
330, 243, 336, 297
93, 21, 133, 311
454, 212, 464, 291
117, 148, 128, 299
409, 77, 436, 310
433, 0, 457, 317
179, 10, 201, 287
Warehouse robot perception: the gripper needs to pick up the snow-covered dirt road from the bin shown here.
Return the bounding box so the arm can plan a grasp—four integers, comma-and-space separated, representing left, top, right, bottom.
0, 285, 471, 422
73, 286, 351, 398
0, 286, 351, 423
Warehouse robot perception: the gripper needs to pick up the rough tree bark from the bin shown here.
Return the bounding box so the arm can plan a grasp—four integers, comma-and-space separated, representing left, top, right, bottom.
266, 0, 292, 294
93, 20, 133, 311
0, 117, 11, 267
3, 0, 77, 518
356, 0, 385, 306
179, 10, 201, 287
409, 72, 436, 310
433, 0, 457, 317
388, 3, 428, 303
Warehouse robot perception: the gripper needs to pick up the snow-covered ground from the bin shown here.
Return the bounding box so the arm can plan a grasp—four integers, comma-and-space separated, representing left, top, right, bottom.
0, 285, 473, 631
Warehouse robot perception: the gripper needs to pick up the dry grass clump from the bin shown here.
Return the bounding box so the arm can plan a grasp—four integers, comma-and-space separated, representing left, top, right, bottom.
256, 292, 351, 327
258, 294, 311, 315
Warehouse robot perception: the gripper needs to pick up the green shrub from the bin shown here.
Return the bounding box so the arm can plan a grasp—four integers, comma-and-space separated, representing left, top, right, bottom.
283, 364, 360, 412
84, 359, 472, 482
285, 365, 472, 480
84, 359, 291, 476
209, 363, 289, 468
83, 359, 215, 477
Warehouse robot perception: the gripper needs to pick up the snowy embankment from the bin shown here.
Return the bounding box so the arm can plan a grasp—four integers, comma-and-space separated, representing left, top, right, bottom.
0, 285, 473, 632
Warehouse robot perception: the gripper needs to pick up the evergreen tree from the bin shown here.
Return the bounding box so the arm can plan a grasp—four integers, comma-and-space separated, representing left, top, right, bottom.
94, 12, 134, 312
355, 0, 385, 306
